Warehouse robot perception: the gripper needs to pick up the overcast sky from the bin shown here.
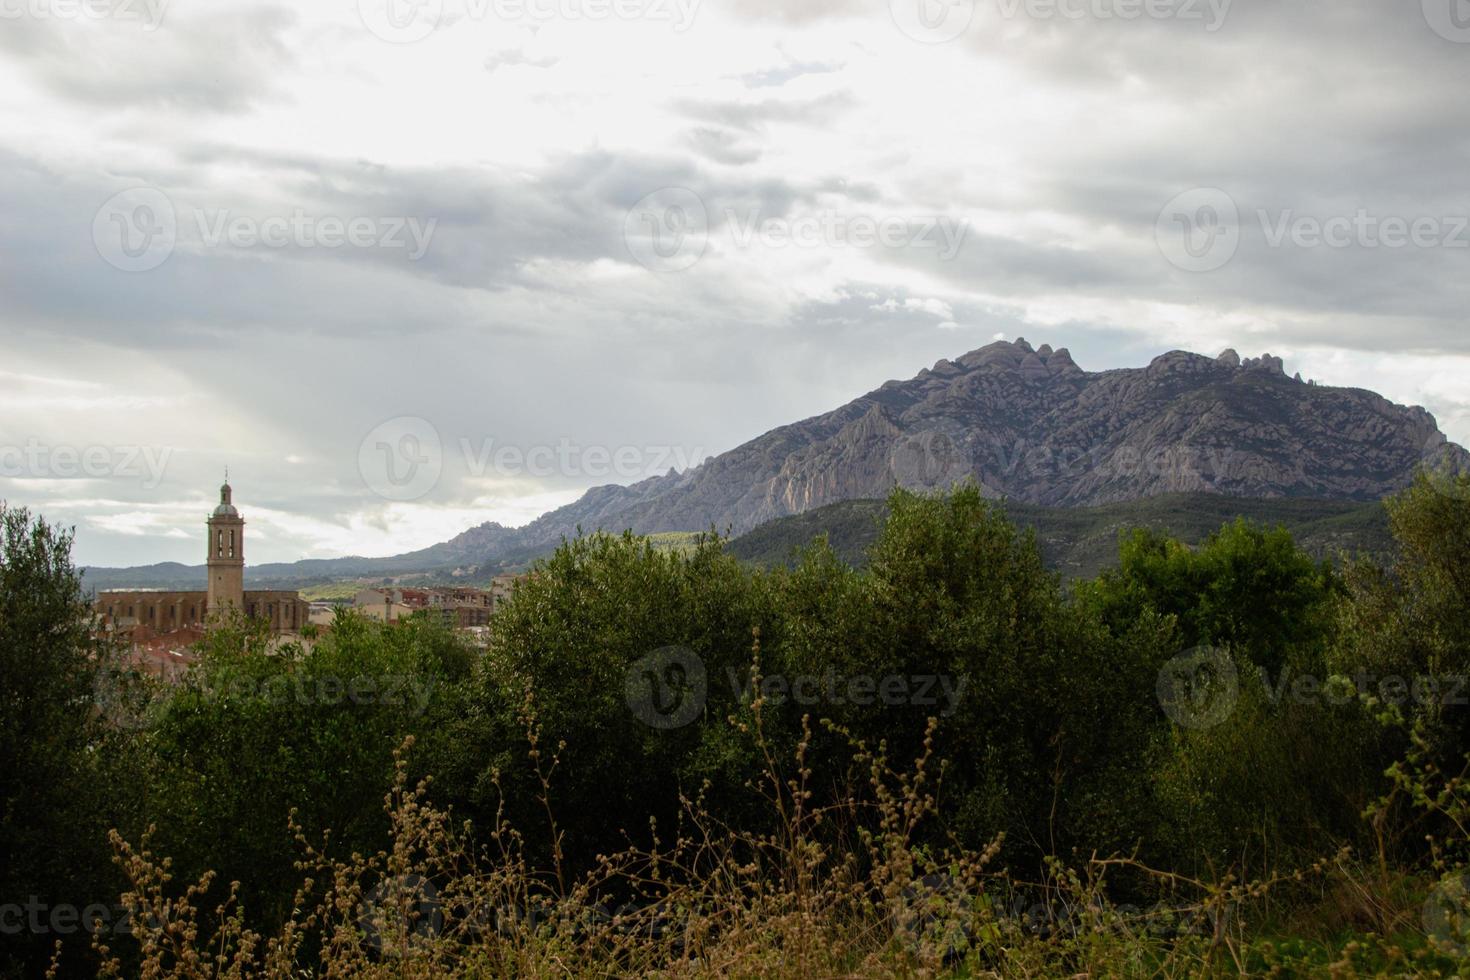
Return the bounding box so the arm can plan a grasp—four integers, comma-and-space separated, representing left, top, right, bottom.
2, 0, 1467, 567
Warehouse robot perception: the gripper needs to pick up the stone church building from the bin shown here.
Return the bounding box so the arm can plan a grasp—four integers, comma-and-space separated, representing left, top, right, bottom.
95, 481, 309, 634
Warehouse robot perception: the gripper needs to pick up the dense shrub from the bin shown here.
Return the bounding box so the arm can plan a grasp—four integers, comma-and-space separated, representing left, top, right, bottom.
4, 473, 1470, 976
139, 608, 475, 929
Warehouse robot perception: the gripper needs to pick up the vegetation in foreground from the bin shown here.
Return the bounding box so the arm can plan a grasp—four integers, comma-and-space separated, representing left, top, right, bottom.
727, 491, 1394, 579
1, 471, 1469, 977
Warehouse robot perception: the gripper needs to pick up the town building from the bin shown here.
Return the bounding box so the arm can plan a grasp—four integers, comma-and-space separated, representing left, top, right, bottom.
94, 480, 309, 635
352, 578, 518, 629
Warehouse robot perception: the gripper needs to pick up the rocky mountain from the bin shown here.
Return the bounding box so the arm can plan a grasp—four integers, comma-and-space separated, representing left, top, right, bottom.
83, 339, 1468, 589
496, 338, 1465, 551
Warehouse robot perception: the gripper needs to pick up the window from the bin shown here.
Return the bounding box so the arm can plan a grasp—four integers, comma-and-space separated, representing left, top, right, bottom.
228, 529, 235, 558
216, 529, 223, 557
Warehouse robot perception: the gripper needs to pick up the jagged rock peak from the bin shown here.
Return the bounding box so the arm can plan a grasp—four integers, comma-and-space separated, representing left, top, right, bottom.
1148, 350, 1216, 375
1216, 348, 1241, 368
1242, 353, 1286, 375
931, 357, 960, 376
1019, 352, 1050, 380
1048, 347, 1083, 376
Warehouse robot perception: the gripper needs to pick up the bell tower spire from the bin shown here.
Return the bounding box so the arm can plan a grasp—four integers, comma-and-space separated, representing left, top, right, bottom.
206, 474, 245, 619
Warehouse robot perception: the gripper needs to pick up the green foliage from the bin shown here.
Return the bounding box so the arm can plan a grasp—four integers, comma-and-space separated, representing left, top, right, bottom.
469, 530, 778, 873
727, 492, 1393, 580
139, 608, 474, 928
798, 485, 1173, 863
1334, 473, 1470, 864
1147, 663, 1386, 874
7, 474, 1470, 976
0, 506, 124, 975
1079, 519, 1341, 676
1335, 473, 1470, 686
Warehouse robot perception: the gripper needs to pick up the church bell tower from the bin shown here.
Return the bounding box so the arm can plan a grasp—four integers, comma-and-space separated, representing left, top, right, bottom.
206, 477, 245, 618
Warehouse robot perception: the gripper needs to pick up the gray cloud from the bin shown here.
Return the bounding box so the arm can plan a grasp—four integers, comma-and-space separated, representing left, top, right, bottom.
2, 0, 1468, 566
5, 5, 296, 113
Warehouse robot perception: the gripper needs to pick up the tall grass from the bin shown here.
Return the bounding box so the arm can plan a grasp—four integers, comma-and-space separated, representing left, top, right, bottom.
79, 685, 1470, 978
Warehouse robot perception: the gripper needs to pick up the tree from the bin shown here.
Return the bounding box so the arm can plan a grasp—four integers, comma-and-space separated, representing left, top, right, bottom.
1078, 519, 1341, 677
0, 505, 115, 976
466, 530, 777, 875
798, 485, 1172, 864
141, 608, 475, 929
1334, 473, 1470, 755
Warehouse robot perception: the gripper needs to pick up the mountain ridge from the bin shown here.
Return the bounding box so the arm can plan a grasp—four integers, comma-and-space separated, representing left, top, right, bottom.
82, 339, 1469, 588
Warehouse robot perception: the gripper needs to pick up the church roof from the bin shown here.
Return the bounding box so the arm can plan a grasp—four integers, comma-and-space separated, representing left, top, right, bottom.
212, 481, 240, 518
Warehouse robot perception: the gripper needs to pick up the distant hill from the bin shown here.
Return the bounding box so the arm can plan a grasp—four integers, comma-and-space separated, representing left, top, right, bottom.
726, 492, 1394, 580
